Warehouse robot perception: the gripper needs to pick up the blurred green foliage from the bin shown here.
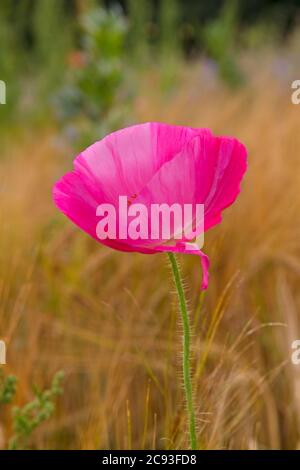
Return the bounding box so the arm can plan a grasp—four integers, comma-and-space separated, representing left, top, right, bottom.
159, 0, 181, 91
159, 0, 181, 58
0, 0, 299, 135
55, 4, 129, 149
0, 0, 72, 128
0, 1, 23, 121
202, 0, 244, 88
0, 372, 17, 405
128, 0, 152, 64
33, 0, 72, 99
0, 370, 64, 450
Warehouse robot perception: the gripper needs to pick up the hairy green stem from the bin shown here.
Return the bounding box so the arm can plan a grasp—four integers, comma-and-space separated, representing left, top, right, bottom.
167, 252, 197, 450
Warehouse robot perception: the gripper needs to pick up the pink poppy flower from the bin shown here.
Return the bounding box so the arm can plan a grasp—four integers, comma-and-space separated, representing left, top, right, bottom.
53, 122, 247, 289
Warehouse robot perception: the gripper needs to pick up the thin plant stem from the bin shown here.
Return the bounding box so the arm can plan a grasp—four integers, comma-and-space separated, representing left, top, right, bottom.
167, 252, 197, 450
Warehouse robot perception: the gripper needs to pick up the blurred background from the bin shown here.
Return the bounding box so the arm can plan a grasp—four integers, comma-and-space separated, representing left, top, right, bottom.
1, 0, 300, 450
